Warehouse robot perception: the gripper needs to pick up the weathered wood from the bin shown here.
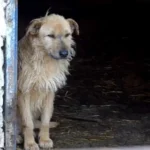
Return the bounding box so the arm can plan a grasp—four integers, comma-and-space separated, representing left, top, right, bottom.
54, 147, 150, 150
0, 0, 6, 148
16, 146, 150, 150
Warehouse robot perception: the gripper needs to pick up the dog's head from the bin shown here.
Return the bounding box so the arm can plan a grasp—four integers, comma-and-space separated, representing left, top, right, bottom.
26, 14, 79, 60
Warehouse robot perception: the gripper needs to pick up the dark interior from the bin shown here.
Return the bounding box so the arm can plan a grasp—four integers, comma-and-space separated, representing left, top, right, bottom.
18, 0, 150, 148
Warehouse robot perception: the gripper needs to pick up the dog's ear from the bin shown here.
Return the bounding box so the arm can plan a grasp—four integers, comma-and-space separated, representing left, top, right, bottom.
26, 19, 43, 36
67, 19, 79, 35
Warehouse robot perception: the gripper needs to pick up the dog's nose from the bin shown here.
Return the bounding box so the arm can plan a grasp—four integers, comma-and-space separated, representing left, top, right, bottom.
59, 50, 68, 58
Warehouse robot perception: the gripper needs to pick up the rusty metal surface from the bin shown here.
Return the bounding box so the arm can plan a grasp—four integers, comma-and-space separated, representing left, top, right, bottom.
4, 0, 18, 149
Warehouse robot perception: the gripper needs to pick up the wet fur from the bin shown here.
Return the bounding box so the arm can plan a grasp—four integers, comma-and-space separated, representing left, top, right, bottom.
17, 14, 79, 150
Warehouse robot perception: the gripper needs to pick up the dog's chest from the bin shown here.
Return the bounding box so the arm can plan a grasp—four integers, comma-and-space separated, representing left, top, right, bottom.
19, 59, 69, 93
32, 61, 68, 92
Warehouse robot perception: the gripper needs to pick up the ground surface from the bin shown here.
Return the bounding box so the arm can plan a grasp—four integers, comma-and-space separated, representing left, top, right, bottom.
17, 55, 150, 149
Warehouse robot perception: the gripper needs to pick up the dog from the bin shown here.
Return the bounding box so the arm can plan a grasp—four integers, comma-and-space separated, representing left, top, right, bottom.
17, 13, 79, 150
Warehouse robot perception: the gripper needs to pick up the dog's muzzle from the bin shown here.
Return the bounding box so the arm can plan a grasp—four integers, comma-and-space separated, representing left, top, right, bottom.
49, 50, 69, 60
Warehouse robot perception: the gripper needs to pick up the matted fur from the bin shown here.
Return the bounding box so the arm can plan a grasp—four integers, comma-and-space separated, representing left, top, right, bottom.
17, 13, 79, 150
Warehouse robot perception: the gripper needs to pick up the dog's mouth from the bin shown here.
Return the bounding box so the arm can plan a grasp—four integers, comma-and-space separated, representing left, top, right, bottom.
48, 53, 74, 61
49, 53, 61, 60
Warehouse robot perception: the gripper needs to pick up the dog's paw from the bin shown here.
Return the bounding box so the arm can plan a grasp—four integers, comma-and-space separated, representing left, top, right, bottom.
24, 142, 39, 150
39, 138, 53, 149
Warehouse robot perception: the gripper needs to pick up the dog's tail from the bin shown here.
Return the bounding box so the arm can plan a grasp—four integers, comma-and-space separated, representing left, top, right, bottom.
34, 120, 59, 129
45, 7, 51, 16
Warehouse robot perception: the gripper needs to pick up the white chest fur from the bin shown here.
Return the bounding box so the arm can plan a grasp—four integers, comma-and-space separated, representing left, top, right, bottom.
18, 55, 70, 93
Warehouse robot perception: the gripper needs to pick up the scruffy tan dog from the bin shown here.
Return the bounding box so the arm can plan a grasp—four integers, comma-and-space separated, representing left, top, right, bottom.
17, 13, 79, 150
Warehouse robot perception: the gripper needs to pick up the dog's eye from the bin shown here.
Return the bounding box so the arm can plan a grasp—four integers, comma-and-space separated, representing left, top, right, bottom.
47, 34, 55, 38
65, 33, 71, 37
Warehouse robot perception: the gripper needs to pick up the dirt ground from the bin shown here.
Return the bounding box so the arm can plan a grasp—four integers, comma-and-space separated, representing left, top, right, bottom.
17, 54, 150, 149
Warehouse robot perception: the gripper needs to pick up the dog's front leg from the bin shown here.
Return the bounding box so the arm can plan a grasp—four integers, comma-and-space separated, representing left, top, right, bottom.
39, 92, 54, 149
18, 93, 39, 150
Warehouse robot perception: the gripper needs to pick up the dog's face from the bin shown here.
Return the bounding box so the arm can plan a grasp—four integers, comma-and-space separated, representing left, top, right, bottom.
26, 14, 79, 60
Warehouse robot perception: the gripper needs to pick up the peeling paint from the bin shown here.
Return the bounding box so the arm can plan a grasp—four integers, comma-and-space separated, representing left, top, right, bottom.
0, 0, 6, 148
5, 0, 18, 149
